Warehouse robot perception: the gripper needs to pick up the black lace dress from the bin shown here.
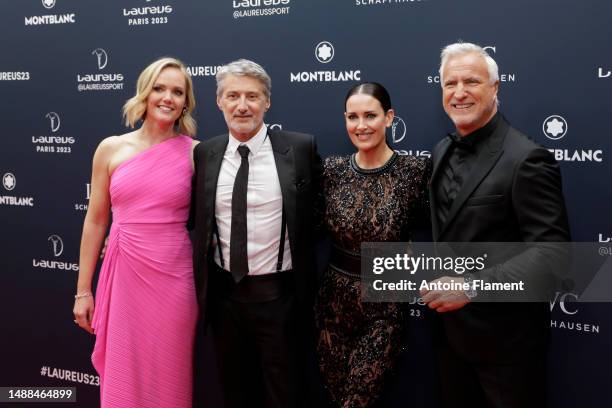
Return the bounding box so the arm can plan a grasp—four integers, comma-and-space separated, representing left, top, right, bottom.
315, 152, 431, 408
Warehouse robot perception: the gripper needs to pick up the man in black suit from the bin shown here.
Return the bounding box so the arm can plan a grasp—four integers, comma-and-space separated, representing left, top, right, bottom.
422, 42, 571, 407
190, 59, 321, 408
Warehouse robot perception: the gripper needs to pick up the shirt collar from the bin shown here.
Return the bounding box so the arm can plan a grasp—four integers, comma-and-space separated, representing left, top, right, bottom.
227, 124, 268, 156
448, 112, 501, 149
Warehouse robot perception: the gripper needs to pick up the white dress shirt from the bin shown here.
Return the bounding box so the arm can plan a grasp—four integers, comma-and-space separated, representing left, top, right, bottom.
214, 125, 292, 275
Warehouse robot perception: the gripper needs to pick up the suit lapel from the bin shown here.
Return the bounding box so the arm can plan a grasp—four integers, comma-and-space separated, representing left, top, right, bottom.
438, 119, 508, 240
203, 135, 229, 244
268, 130, 296, 251
430, 137, 453, 240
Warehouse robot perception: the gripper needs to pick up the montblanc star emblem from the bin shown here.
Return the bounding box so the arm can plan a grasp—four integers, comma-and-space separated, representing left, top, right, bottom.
542, 115, 568, 140
3, 173, 16, 191
315, 41, 335, 64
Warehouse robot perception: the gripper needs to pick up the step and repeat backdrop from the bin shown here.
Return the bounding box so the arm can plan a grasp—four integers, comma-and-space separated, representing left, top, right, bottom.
1, 0, 611, 407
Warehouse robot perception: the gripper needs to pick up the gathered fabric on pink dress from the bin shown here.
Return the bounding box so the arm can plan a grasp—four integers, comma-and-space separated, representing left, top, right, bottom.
91, 135, 198, 408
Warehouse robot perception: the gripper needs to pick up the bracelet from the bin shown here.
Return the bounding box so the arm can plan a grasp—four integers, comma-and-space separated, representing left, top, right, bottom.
74, 292, 93, 300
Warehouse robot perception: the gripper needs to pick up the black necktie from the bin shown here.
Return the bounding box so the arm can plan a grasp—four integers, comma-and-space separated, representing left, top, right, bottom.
230, 145, 250, 282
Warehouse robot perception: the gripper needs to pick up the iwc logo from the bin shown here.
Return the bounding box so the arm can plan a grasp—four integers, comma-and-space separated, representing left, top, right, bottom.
315, 41, 334, 64
48, 235, 64, 257
3, 173, 16, 191
482, 45, 496, 54
427, 45, 516, 84
550, 292, 600, 334
542, 115, 567, 140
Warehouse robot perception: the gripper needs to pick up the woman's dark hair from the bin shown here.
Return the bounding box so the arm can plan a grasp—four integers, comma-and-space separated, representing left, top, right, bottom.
344, 82, 392, 112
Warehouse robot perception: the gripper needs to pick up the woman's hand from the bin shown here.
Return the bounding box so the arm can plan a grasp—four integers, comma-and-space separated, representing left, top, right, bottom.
73, 295, 95, 334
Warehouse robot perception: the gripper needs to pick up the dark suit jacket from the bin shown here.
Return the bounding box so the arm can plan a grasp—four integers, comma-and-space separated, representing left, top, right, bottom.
429, 115, 571, 363
189, 129, 323, 325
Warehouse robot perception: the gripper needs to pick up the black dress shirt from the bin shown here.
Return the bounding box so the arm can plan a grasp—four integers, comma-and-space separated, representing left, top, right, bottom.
435, 113, 501, 226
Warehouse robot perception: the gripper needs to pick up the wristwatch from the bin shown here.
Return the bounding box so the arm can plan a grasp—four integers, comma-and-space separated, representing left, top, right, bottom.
463, 274, 477, 299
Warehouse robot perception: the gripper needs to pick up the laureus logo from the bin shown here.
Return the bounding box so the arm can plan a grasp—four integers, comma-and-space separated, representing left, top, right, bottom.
48, 235, 64, 257
2, 173, 16, 191
77, 49, 123, 91
391, 116, 406, 143
45, 112, 61, 133
543, 115, 568, 140
42, 0, 56, 9
315, 41, 334, 64
32, 235, 78, 271
92, 48, 108, 70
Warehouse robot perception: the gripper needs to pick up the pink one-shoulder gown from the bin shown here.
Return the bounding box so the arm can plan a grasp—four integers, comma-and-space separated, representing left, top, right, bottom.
91, 135, 198, 408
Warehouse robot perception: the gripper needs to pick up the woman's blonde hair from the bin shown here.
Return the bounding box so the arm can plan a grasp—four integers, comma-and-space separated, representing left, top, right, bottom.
123, 57, 197, 136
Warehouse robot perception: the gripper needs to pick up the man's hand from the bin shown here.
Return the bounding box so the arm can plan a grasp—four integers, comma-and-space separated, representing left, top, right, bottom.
420, 276, 471, 313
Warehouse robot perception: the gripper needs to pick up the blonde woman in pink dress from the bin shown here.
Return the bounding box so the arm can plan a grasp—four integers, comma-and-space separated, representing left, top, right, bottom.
73, 57, 199, 408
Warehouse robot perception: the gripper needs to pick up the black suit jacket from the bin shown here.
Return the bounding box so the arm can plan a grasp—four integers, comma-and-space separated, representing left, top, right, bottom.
429, 115, 571, 363
189, 129, 323, 325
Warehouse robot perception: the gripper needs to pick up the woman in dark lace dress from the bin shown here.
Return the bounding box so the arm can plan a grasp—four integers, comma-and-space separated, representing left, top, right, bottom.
315, 82, 431, 407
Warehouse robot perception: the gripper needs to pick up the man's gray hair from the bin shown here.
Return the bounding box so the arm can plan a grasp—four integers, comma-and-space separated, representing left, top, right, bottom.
439, 42, 499, 86
216, 59, 271, 98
